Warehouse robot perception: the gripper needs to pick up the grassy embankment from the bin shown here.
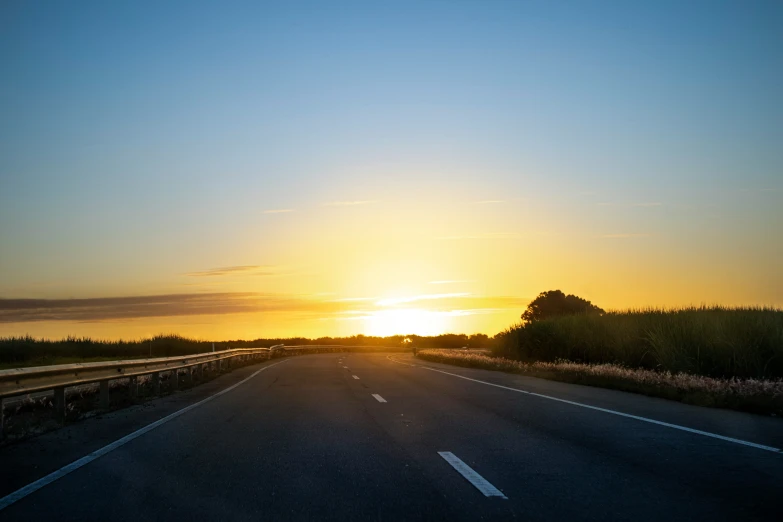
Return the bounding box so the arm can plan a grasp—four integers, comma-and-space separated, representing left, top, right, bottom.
418, 307, 783, 416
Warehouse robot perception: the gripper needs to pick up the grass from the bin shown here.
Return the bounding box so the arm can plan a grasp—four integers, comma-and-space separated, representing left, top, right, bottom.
494, 307, 783, 380
0, 355, 150, 371
0, 334, 216, 364
416, 349, 783, 416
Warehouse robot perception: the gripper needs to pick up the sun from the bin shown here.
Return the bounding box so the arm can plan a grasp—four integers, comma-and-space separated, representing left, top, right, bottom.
364, 308, 450, 337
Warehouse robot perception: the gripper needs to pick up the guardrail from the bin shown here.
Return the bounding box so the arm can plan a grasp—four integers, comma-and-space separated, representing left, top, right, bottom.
281, 345, 406, 352
0, 347, 278, 436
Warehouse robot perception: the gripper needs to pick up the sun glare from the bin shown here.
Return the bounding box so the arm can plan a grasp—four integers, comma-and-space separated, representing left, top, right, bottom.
364, 308, 451, 337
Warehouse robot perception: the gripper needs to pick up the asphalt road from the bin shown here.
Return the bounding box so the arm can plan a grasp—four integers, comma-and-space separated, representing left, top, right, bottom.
1, 353, 781, 521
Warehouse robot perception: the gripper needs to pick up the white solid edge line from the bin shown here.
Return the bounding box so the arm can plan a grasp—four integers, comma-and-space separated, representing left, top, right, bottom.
438, 451, 507, 499
0, 359, 289, 512
352, 375, 360, 380
372, 393, 387, 403
387, 356, 417, 367
388, 357, 781, 454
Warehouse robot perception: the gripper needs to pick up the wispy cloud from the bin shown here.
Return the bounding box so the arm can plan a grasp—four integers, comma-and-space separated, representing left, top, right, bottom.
0, 293, 262, 323
597, 202, 663, 208
329, 297, 377, 302
0, 293, 342, 323
0, 293, 529, 324
437, 232, 520, 240
185, 265, 275, 277
470, 200, 505, 205
597, 233, 651, 239
376, 293, 470, 306
334, 308, 492, 321
428, 280, 475, 285
263, 208, 294, 214
323, 200, 376, 207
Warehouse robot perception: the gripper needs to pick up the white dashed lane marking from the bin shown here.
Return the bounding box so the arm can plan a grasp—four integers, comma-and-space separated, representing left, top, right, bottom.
438, 451, 507, 499
372, 394, 387, 403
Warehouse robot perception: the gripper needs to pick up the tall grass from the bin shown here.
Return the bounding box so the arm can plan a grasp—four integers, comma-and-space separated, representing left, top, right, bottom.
0, 334, 216, 363
495, 307, 783, 379
417, 349, 783, 416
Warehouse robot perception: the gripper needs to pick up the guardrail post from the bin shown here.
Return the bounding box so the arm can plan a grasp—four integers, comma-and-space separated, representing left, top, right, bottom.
185, 367, 193, 387
54, 386, 66, 424
171, 370, 179, 392
129, 376, 138, 399
152, 372, 161, 395
100, 380, 110, 409
0, 398, 4, 440
196, 364, 203, 381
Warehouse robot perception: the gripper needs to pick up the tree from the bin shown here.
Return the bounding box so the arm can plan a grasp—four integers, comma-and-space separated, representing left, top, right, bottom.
467, 333, 490, 347
521, 290, 604, 323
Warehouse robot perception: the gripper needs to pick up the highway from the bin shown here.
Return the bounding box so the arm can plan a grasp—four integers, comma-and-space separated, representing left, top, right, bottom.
1, 353, 781, 521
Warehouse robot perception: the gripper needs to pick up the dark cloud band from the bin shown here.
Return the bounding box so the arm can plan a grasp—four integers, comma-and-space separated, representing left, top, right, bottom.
0, 293, 527, 323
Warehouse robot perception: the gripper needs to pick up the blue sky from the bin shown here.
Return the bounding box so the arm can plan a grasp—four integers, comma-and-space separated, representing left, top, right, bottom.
1, 1, 781, 338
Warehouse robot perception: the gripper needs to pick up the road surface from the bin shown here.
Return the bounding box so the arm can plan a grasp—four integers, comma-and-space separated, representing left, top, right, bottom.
1, 353, 780, 521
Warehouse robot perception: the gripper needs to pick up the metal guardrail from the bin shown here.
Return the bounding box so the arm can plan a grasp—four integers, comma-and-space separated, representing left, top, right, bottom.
281, 345, 405, 352
0, 347, 275, 435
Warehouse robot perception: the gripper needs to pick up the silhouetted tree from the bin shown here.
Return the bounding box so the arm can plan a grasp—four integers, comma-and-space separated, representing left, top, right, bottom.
521, 290, 604, 323
468, 333, 490, 347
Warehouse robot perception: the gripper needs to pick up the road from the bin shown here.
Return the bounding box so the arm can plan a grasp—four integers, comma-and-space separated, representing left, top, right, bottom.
1, 353, 781, 521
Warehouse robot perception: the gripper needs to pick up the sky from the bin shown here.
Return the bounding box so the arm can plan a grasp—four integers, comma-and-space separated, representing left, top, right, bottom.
1, 1, 781, 340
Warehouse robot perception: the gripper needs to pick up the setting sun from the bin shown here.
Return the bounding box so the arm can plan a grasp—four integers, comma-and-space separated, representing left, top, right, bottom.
363, 308, 453, 337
